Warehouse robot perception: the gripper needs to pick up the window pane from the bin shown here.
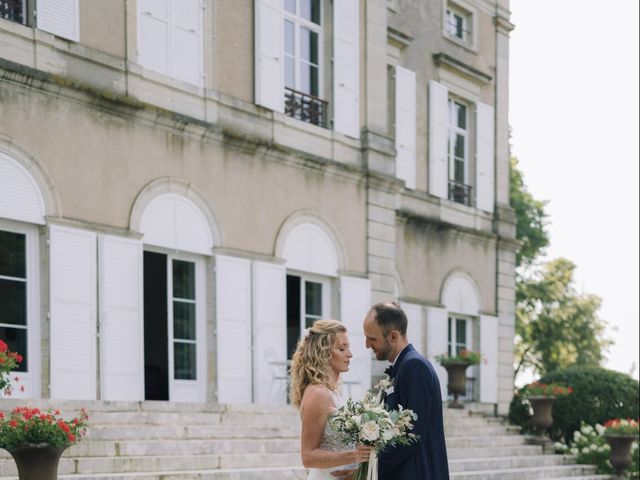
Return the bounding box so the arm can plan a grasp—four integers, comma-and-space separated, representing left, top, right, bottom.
300, 0, 321, 24
172, 260, 195, 300
301, 63, 319, 96
174, 342, 196, 380
305, 281, 322, 316
455, 15, 464, 38
284, 20, 295, 55
0, 326, 27, 372
300, 28, 318, 65
173, 301, 196, 340
0, 279, 26, 326
456, 319, 467, 345
454, 134, 465, 159
285, 57, 295, 89
454, 158, 465, 183
0, 230, 26, 279
447, 317, 453, 355
284, 0, 295, 14
456, 103, 466, 129
0, 0, 25, 25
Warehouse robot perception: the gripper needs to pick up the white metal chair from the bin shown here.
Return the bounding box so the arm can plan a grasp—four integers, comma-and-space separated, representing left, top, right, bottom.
264, 346, 289, 405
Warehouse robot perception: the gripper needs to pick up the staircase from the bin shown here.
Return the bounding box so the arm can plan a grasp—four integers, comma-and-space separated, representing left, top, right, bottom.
0, 399, 612, 479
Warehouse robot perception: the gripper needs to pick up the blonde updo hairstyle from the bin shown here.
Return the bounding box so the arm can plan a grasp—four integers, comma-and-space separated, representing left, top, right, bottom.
289, 319, 347, 407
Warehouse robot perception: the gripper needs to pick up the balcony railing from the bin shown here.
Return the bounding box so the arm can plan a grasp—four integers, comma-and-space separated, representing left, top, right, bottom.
0, 0, 26, 25
284, 87, 328, 128
448, 180, 473, 207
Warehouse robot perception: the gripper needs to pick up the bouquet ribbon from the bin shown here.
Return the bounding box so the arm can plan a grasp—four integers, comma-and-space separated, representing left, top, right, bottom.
366, 450, 378, 480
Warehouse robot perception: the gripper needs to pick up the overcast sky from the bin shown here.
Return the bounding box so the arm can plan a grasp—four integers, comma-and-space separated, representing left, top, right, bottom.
509, 0, 639, 379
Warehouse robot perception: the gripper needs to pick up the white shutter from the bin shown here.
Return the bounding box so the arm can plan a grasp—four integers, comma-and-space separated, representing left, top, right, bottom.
402, 302, 423, 354
255, 0, 284, 112
479, 314, 498, 403
425, 306, 448, 401
98, 235, 144, 401
395, 67, 417, 189
138, 0, 170, 76
339, 276, 371, 401
333, 0, 360, 138
37, 0, 79, 41
252, 261, 287, 404
476, 102, 495, 213
49, 225, 97, 400
428, 81, 449, 199
215, 255, 252, 404
172, 0, 203, 86
0, 152, 46, 225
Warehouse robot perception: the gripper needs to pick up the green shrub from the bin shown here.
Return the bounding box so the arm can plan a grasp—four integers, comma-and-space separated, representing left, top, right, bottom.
509, 366, 639, 442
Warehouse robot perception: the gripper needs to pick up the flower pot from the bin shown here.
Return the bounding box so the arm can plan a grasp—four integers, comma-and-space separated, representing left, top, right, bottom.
604, 434, 636, 478
528, 395, 556, 445
7, 443, 68, 480
444, 361, 471, 409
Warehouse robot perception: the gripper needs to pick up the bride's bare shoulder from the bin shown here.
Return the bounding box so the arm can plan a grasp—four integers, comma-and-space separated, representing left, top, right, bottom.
300, 384, 333, 413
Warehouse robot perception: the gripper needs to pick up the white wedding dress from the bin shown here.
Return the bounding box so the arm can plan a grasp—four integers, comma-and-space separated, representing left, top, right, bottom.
306, 389, 358, 480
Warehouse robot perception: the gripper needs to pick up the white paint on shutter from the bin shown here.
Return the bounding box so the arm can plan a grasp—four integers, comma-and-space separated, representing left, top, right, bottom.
49, 225, 97, 400
282, 223, 339, 277
37, 0, 79, 41
215, 255, 252, 404
339, 276, 371, 401
0, 152, 46, 224
402, 302, 423, 354
479, 314, 498, 403
138, 0, 170, 76
425, 306, 448, 401
171, 0, 203, 86
255, 0, 284, 112
252, 261, 287, 404
98, 235, 144, 401
395, 67, 417, 189
333, 0, 360, 138
476, 102, 495, 213
428, 80, 449, 199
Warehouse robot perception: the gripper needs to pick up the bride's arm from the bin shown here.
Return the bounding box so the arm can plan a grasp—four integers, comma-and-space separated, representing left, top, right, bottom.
300, 386, 368, 469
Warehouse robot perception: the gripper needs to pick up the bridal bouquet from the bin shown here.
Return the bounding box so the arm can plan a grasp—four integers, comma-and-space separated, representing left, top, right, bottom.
329, 377, 418, 480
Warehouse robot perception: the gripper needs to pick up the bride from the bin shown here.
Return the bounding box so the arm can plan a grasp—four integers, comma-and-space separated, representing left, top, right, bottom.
290, 320, 373, 480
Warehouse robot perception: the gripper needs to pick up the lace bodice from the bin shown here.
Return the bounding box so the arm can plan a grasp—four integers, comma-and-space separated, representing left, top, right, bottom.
319, 390, 355, 452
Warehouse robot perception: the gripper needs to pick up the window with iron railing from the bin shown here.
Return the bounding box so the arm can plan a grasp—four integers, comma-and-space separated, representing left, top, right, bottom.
448, 180, 472, 206
447, 98, 472, 206
0, 0, 26, 25
284, 87, 328, 128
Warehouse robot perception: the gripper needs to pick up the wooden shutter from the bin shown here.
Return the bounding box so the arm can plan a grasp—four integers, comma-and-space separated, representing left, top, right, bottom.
37, 0, 79, 41
479, 314, 498, 403
98, 235, 144, 401
172, 0, 203, 86
252, 261, 287, 404
138, 0, 170, 76
254, 0, 284, 112
402, 302, 423, 354
395, 66, 417, 189
425, 306, 448, 400
0, 152, 46, 225
428, 80, 449, 199
333, 0, 360, 138
215, 255, 252, 404
49, 225, 97, 400
476, 102, 495, 212
339, 276, 371, 401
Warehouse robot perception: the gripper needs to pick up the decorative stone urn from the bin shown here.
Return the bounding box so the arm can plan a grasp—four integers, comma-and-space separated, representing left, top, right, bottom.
604, 434, 636, 478
528, 396, 556, 445
7, 443, 68, 480
443, 361, 471, 409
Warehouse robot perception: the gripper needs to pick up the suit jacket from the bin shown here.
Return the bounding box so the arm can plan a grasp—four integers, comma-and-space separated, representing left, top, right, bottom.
378, 344, 450, 480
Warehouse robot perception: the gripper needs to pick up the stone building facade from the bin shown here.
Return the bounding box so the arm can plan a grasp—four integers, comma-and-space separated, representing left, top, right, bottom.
0, 0, 517, 414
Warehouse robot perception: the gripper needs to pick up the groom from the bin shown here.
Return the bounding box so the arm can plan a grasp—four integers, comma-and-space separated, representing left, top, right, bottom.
363, 302, 450, 480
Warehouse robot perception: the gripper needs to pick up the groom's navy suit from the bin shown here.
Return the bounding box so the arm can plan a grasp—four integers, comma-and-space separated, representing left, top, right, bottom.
379, 344, 450, 480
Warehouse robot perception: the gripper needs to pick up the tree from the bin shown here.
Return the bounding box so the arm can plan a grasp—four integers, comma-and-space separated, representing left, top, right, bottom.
509, 158, 611, 379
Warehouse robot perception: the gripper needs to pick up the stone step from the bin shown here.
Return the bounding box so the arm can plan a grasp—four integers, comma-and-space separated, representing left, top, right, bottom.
86, 424, 300, 440
449, 454, 572, 472
449, 464, 598, 479
447, 444, 543, 459
446, 434, 528, 448
444, 425, 519, 437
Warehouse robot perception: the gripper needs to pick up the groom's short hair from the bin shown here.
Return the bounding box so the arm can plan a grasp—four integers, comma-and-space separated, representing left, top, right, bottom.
371, 302, 407, 337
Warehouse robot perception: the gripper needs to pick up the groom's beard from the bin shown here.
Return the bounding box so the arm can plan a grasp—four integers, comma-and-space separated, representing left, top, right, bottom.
374, 338, 393, 361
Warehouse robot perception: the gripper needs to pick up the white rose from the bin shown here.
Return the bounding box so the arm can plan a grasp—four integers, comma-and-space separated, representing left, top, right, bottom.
361, 421, 380, 442
351, 415, 362, 426
382, 428, 395, 441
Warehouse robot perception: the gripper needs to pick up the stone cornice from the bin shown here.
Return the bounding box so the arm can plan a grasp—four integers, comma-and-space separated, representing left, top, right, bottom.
494, 14, 515, 35
433, 53, 493, 84
387, 26, 414, 49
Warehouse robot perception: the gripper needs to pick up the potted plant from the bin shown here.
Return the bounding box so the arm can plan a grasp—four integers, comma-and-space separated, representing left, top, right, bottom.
435, 349, 481, 409
0, 339, 23, 395
603, 418, 639, 478
522, 381, 573, 445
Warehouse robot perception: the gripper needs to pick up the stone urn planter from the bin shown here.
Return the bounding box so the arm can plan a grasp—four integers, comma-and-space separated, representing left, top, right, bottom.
604, 434, 636, 478
443, 361, 471, 409
528, 395, 556, 445
6, 443, 68, 480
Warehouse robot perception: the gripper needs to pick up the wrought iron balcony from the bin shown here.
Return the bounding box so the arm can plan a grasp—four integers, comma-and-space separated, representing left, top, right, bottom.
0, 0, 25, 25
284, 87, 328, 128
448, 180, 473, 206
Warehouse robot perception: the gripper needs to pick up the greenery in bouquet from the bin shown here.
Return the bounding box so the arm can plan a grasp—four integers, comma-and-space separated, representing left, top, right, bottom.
435, 349, 481, 366
0, 407, 89, 450
0, 339, 23, 395
521, 381, 573, 398
329, 377, 418, 480
603, 418, 639, 437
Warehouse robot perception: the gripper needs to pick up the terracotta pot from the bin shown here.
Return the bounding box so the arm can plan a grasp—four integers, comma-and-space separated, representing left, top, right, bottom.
604, 434, 636, 477
528, 395, 556, 445
443, 361, 471, 409
7, 443, 67, 480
